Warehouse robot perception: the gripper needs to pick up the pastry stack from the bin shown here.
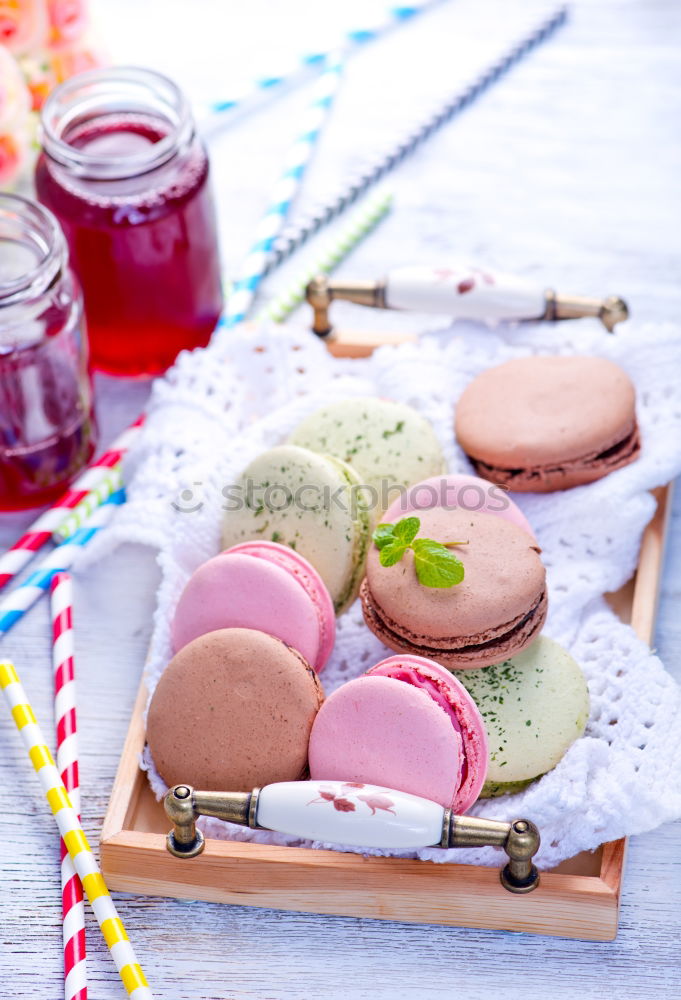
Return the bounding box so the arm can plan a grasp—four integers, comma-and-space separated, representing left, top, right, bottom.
147, 355, 640, 818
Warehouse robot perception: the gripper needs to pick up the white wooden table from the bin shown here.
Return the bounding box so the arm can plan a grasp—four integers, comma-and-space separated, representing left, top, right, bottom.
1, 0, 680, 996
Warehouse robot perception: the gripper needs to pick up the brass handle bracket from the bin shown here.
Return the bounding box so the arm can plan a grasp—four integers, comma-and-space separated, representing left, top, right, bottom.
442, 812, 541, 893
543, 289, 629, 332
165, 784, 259, 859
306, 274, 385, 338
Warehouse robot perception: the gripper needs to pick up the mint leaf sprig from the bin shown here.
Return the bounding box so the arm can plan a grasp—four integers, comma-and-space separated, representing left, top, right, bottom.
372, 517, 467, 588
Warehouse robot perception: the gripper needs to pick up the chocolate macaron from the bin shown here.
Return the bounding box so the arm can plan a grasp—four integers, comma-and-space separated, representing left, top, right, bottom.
360, 508, 547, 670
455, 355, 640, 492
146, 628, 324, 791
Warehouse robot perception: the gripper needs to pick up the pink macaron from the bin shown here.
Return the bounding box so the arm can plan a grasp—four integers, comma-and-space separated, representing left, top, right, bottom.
171, 541, 335, 672
308, 654, 488, 812
382, 473, 536, 540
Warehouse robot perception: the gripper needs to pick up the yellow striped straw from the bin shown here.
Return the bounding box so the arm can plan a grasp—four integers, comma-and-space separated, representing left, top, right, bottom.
0, 660, 153, 999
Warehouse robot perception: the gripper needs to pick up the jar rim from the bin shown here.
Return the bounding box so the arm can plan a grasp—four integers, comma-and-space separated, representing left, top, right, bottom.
39, 66, 194, 180
0, 193, 65, 307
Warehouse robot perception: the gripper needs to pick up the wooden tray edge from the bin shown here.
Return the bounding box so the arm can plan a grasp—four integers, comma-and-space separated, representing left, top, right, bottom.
100, 833, 619, 940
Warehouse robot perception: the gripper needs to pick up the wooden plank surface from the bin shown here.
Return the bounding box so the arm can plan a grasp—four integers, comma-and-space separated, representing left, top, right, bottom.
1, 0, 680, 997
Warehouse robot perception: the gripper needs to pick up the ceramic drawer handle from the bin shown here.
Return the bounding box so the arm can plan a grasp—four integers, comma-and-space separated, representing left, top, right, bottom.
384, 265, 546, 319
305, 267, 628, 335
258, 780, 444, 848
164, 780, 541, 894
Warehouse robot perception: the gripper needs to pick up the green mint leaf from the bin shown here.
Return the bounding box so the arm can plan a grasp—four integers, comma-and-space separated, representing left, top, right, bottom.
379, 541, 409, 567
373, 517, 466, 586
392, 516, 420, 545
372, 523, 396, 550
411, 538, 465, 588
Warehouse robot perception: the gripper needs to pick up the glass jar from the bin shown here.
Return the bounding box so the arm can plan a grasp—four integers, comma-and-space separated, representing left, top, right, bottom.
0, 194, 96, 510
35, 67, 224, 377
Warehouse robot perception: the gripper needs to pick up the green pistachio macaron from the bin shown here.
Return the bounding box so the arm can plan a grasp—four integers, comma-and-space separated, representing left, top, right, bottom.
222, 445, 371, 614
288, 398, 446, 522
454, 636, 590, 797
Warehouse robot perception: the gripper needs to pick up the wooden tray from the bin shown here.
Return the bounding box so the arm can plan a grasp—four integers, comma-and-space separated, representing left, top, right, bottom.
100, 479, 672, 942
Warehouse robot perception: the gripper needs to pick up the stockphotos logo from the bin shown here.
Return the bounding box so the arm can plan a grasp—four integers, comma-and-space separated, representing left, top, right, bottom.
171, 477, 510, 516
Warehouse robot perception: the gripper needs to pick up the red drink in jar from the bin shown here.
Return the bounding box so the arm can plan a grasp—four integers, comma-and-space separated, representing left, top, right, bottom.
0, 194, 96, 510
35, 68, 223, 377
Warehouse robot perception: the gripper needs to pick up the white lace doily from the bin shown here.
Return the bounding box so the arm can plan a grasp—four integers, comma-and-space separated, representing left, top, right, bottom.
80, 316, 681, 869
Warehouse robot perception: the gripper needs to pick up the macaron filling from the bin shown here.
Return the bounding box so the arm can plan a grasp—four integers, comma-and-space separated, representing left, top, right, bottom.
471, 424, 641, 487
361, 581, 547, 667
367, 657, 488, 811
375, 665, 467, 786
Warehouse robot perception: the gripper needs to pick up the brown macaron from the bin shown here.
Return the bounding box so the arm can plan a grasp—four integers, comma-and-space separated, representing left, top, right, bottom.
360, 508, 547, 670
146, 628, 324, 791
455, 355, 640, 492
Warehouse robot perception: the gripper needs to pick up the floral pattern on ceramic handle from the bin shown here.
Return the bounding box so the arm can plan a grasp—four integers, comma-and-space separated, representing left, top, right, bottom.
385, 264, 547, 320
256, 781, 445, 849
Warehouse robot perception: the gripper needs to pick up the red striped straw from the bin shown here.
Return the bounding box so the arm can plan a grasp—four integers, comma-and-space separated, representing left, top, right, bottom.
0, 415, 144, 592
50, 572, 87, 1000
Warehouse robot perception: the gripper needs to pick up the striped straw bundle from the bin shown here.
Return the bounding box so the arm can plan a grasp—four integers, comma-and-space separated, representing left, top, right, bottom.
0, 660, 153, 998
209, 0, 444, 118
263, 6, 568, 275
51, 573, 87, 1000
53, 466, 124, 544
261, 189, 393, 324
0, 418, 142, 592
223, 53, 344, 329
0, 492, 125, 640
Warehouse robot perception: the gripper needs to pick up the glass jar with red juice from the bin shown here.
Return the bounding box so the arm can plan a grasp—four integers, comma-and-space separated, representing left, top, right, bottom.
35, 67, 224, 377
0, 194, 96, 510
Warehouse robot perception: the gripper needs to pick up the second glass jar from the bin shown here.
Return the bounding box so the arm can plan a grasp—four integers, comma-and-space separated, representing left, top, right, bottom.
0, 194, 95, 509
35, 66, 224, 377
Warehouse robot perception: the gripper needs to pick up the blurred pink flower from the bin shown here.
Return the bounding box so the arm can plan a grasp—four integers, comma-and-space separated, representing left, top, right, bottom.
50, 41, 100, 83
0, 45, 31, 127
0, 0, 48, 54
17, 51, 56, 110
0, 1, 102, 183
0, 126, 30, 187
47, 0, 87, 48
20, 36, 103, 111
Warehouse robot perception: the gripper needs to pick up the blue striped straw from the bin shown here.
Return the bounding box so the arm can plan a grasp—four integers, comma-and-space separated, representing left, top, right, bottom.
209, 1, 443, 118
223, 54, 344, 329
0, 491, 125, 639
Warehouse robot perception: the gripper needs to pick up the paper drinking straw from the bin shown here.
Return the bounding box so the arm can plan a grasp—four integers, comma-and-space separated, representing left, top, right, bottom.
52, 465, 124, 544
263, 6, 568, 275
0, 417, 143, 591
260, 189, 393, 323
208, 1, 444, 118
50, 572, 87, 1000
0, 660, 153, 999
222, 53, 344, 329
0, 492, 125, 639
